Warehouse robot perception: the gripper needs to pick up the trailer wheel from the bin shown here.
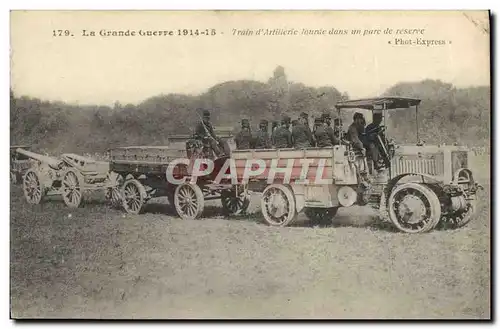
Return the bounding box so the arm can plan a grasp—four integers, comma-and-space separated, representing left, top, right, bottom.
388, 182, 441, 233
305, 207, 339, 226
221, 189, 250, 215
22, 169, 45, 205
62, 169, 85, 208
174, 183, 205, 220
10, 171, 17, 185
261, 184, 297, 227
122, 179, 147, 214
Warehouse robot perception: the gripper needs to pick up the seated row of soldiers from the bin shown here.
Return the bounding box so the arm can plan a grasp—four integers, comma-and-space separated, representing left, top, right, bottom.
193, 109, 386, 171
235, 112, 347, 150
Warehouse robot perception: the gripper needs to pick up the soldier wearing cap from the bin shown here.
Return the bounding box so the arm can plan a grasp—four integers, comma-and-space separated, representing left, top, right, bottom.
313, 117, 331, 148
364, 110, 386, 170
194, 109, 223, 157
321, 113, 341, 146
314, 117, 323, 127
312, 115, 334, 147
254, 119, 271, 149
271, 121, 279, 131
291, 112, 315, 148
273, 115, 292, 148
195, 109, 216, 139
303, 112, 315, 145
333, 118, 342, 140
347, 112, 366, 155
235, 118, 254, 150
270, 121, 280, 146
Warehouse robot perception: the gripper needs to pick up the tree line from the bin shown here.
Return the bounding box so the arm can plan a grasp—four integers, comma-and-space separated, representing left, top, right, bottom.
10, 66, 490, 154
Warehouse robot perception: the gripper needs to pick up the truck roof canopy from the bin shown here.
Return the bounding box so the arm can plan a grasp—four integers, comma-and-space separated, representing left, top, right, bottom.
335, 97, 421, 110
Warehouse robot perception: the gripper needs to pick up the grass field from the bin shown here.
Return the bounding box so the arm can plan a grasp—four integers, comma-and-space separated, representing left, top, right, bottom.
10, 181, 491, 319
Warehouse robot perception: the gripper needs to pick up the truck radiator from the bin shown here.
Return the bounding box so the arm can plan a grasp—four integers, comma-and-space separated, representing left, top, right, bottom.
391, 153, 444, 177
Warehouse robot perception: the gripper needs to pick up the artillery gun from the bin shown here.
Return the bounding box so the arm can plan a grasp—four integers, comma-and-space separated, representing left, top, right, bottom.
17, 148, 122, 208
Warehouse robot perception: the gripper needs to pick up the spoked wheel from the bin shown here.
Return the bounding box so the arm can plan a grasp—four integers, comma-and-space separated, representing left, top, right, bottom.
221, 189, 250, 215
305, 207, 339, 226
22, 169, 44, 204
62, 169, 84, 208
388, 183, 441, 233
10, 171, 17, 185
261, 184, 297, 227
442, 198, 478, 229
174, 183, 205, 220
106, 172, 124, 208
122, 179, 147, 214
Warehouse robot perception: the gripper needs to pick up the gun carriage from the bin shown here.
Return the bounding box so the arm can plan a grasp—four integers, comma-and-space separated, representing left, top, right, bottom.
229, 97, 481, 233
17, 148, 122, 208
10, 145, 34, 185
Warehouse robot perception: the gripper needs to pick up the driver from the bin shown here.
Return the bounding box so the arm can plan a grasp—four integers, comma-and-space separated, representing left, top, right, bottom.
364, 110, 386, 170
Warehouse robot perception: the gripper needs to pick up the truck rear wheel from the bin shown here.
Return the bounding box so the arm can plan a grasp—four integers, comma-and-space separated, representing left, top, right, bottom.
261, 184, 297, 227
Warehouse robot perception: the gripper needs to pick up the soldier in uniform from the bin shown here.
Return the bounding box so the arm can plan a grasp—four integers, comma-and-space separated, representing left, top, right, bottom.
364, 110, 386, 170
235, 118, 253, 150
271, 121, 280, 146
347, 112, 371, 187
313, 117, 331, 147
291, 112, 314, 148
301, 112, 315, 146
333, 118, 342, 140
254, 119, 271, 149
321, 113, 340, 146
273, 116, 292, 148
194, 109, 223, 157
347, 112, 366, 156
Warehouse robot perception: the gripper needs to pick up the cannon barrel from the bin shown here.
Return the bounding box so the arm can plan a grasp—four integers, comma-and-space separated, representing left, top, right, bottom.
16, 148, 64, 170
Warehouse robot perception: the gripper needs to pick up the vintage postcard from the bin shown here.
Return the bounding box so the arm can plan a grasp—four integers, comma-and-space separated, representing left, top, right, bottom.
10, 10, 491, 319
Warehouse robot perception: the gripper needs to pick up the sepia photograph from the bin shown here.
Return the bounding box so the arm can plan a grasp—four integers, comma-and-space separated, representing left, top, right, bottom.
9, 10, 491, 319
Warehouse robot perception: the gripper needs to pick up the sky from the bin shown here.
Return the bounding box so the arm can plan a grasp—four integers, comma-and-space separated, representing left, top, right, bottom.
10, 10, 490, 106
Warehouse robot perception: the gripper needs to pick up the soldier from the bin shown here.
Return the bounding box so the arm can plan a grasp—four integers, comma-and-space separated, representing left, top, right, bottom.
321, 113, 340, 146
364, 110, 386, 170
301, 112, 315, 146
271, 121, 279, 132
347, 112, 366, 156
291, 112, 314, 148
254, 119, 271, 149
235, 119, 253, 150
271, 121, 280, 146
273, 115, 292, 148
194, 109, 223, 157
313, 117, 331, 147
333, 118, 342, 140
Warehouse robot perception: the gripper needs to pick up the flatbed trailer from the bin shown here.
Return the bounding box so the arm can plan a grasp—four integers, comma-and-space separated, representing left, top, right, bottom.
109, 145, 250, 219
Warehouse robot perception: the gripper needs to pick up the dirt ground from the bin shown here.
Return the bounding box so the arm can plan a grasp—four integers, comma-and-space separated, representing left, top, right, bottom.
10, 182, 490, 319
